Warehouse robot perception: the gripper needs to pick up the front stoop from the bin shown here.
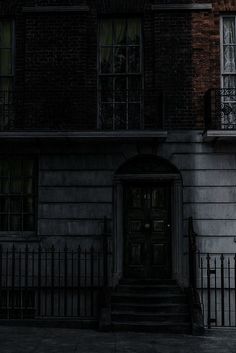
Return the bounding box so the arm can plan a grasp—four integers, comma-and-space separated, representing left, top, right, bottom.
110, 279, 192, 334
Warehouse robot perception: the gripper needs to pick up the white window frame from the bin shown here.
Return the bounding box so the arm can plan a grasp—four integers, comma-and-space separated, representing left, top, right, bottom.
97, 17, 143, 130
220, 16, 236, 89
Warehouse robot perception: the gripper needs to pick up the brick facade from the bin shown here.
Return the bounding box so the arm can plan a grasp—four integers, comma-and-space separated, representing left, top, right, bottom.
0, 0, 231, 129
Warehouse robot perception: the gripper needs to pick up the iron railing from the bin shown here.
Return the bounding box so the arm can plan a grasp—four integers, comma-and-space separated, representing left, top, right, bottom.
197, 252, 236, 328
0, 242, 112, 321
0, 89, 164, 131
205, 88, 236, 130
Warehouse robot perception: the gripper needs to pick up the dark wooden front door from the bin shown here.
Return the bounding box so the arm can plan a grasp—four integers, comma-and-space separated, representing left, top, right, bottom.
124, 183, 171, 279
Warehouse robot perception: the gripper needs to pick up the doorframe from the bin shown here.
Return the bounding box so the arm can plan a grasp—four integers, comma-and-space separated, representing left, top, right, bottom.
113, 173, 185, 287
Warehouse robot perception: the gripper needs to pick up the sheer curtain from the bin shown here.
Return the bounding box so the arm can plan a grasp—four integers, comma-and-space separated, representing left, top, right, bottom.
223, 18, 236, 88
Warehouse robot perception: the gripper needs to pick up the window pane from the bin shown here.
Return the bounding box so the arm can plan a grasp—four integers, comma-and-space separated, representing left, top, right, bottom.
0, 179, 9, 193
129, 76, 142, 91
128, 46, 140, 73
0, 49, 12, 75
100, 103, 113, 129
114, 77, 126, 101
10, 198, 22, 213
224, 45, 236, 72
0, 78, 13, 91
114, 19, 126, 45
127, 18, 141, 45
114, 46, 126, 73
22, 160, 34, 177
0, 21, 12, 48
23, 215, 34, 231
24, 179, 33, 194
0, 197, 9, 213
23, 197, 33, 213
100, 79, 113, 103
10, 215, 21, 231
10, 160, 22, 176
100, 47, 113, 73
0, 215, 8, 230
115, 103, 126, 129
100, 19, 113, 45
0, 160, 9, 177
223, 75, 236, 89
128, 103, 141, 129
10, 179, 23, 193
223, 18, 236, 44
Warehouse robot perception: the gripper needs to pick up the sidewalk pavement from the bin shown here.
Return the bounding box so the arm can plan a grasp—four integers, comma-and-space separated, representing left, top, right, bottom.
0, 326, 235, 353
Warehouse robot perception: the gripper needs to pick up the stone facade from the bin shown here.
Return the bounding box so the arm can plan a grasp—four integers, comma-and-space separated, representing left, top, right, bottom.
0, 0, 235, 289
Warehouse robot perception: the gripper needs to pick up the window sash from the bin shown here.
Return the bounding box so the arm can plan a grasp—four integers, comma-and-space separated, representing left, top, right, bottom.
98, 18, 143, 129
221, 17, 236, 87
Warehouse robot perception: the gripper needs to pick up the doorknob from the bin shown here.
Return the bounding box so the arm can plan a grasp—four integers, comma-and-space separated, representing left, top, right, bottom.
144, 223, 151, 229
167, 224, 171, 228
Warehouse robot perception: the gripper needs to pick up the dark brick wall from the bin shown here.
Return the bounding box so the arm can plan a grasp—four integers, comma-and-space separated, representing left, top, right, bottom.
0, 0, 231, 130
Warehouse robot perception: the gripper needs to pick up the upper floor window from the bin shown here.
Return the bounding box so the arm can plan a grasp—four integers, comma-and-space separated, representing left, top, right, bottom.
0, 158, 36, 232
98, 17, 143, 130
0, 20, 14, 92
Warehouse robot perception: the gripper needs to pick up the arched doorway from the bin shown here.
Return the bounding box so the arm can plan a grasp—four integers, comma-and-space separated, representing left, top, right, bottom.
113, 155, 184, 285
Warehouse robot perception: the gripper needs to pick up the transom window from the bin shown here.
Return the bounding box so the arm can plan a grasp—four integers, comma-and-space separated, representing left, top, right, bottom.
0, 159, 36, 232
98, 17, 143, 130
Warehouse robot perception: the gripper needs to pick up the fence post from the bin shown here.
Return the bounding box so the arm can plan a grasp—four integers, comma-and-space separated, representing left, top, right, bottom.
99, 216, 111, 331
0, 245, 2, 312
51, 245, 55, 317
207, 253, 211, 328
11, 245, 15, 314
221, 254, 225, 326
64, 244, 68, 317
103, 218, 108, 288
188, 217, 197, 290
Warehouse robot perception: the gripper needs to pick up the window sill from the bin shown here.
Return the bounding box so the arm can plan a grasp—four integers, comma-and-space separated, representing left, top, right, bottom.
0, 130, 168, 141
0, 232, 39, 243
203, 130, 236, 141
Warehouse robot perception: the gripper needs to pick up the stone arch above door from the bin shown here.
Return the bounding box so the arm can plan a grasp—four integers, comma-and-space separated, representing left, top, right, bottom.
116, 154, 179, 175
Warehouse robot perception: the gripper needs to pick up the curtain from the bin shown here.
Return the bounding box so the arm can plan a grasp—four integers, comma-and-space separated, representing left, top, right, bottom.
127, 18, 140, 44
223, 18, 236, 75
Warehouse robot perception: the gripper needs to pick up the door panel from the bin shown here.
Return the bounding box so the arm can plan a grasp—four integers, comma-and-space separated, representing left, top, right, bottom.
124, 184, 171, 279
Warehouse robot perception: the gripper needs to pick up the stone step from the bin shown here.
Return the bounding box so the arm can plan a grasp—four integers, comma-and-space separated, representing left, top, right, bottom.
119, 278, 177, 286
111, 321, 191, 334
111, 293, 187, 304
111, 302, 190, 313
115, 284, 183, 294
111, 311, 190, 323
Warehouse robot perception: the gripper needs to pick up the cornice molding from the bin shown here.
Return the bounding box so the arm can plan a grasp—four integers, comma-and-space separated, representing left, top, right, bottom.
22, 6, 90, 13
151, 3, 212, 11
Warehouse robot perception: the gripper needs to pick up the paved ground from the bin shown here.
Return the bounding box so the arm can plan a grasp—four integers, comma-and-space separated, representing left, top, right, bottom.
0, 326, 236, 353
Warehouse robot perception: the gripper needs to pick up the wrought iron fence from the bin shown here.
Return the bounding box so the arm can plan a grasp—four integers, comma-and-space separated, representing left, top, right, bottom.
197, 252, 236, 328
205, 88, 236, 130
0, 89, 164, 131
0, 243, 112, 321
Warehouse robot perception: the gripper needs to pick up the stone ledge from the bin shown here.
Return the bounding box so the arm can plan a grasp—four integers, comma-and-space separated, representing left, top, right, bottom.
203, 130, 236, 141
151, 4, 212, 11
22, 6, 90, 13
0, 130, 168, 142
